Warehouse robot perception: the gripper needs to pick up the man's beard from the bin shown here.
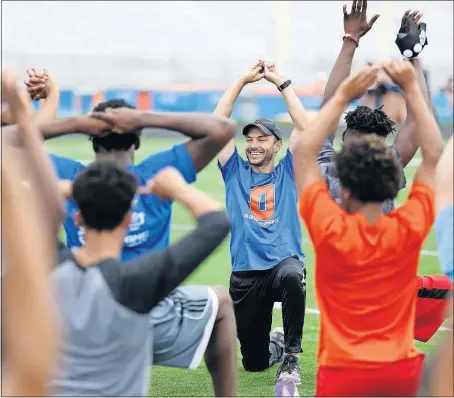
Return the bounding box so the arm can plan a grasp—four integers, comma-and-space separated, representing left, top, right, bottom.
246, 149, 274, 167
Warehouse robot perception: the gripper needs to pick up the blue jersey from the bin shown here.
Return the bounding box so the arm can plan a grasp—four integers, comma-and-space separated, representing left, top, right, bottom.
218, 147, 304, 272
50, 143, 196, 261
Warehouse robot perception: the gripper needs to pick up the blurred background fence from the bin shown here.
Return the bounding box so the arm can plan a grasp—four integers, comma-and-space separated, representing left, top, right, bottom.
3, 1, 453, 137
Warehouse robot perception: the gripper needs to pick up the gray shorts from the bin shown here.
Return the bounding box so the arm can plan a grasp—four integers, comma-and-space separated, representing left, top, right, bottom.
149, 286, 219, 370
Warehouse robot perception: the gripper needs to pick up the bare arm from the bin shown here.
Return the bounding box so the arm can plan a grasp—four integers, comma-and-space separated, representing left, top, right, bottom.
294, 65, 378, 194
30, 73, 60, 124
263, 64, 311, 153
213, 77, 246, 166
393, 58, 431, 169
321, 0, 379, 140
213, 60, 266, 166
2, 69, 60, 125
321, 39, 358, 112
2, 115, 113, 147
2, 74, 66, 236
1, 152, 59, 397
435, 136, 454, 213
384, 62, 444, 187
131, 112, 236, 172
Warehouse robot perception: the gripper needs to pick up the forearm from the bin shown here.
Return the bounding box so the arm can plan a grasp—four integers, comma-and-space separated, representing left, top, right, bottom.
394, 59, 430, 167
2, 117, 82, 147
33, 90, 60, 124
1, 104, 14, 124
153, 211, 231, 302
19, 117, 65, 233
2, 161, 58, 396
278, 81, 310, 131
297, 93, 348, 159
176, 185, 223, 218
321, 39, 357, 108
127, 211, 231, 313
435, 137, 454, 213
405, 84, 443, 165
213, 77, 246, 118
135, 111, 233, 140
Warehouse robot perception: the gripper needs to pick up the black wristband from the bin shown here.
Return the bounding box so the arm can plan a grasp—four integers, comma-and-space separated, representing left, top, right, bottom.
278, 80, 292, 92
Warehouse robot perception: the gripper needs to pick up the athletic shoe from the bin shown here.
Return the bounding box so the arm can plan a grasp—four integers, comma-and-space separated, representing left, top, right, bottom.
269, 327, 285, 366
276, 355, 301, 385
275, 379, 299, 397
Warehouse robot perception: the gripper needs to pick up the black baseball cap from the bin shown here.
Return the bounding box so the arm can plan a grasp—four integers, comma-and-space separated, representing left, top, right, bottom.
242, 118, 283, 141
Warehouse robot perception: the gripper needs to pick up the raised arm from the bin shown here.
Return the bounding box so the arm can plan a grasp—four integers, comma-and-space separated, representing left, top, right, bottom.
393, 11, 431, 168
435, 136, 453, 214
321, 0, 379, 140
293, 65, 378, 193
263, 63, 310, 153
2, 71, 65, 237
1, 68, 59, 125
26, 69, 60, 124
214, 60, 265, 166
383, 61, 443, 187
116, 168, 231, 313
1, 115, 113, 147
1, 150, 59, 397
91, 108, 236, 172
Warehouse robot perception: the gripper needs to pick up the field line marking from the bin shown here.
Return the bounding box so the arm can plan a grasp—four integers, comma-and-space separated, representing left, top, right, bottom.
272, 303, 453, 332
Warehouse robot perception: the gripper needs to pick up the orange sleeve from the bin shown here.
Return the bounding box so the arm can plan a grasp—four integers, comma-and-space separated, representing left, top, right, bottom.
394, 181, 435, 242
299, 179, 345, 246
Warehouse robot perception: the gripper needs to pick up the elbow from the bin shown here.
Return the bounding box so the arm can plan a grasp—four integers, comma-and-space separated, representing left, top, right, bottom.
216, 116, 236, 143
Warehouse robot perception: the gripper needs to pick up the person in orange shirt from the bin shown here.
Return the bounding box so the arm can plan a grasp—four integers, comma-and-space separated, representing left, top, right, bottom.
292, 60, 444, 396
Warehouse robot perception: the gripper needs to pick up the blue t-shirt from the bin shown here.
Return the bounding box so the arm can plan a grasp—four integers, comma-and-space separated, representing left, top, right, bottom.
218, 147, 304, 272
50, 143, 196, 261
435, 205, 454, 282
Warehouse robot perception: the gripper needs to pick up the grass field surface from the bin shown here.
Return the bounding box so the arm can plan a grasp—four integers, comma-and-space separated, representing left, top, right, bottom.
46, 137, 449, 397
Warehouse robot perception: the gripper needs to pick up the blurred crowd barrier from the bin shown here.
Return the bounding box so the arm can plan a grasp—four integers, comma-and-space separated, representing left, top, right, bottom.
38, 85, 453, 126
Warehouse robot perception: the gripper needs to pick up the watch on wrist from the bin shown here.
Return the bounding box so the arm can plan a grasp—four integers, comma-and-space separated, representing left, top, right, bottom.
278, 80, 292, 92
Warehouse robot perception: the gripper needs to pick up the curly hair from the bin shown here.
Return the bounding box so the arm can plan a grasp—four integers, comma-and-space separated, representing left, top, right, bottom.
344, 105, 395, 138
91, 99, 142, 152
334, 134, 402, 203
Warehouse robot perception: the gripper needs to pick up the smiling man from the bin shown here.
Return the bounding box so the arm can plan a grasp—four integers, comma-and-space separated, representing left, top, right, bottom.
214, 60, 310, 384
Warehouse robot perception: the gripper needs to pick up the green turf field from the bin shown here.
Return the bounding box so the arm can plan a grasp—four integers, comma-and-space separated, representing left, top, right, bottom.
46, 137, 449, 397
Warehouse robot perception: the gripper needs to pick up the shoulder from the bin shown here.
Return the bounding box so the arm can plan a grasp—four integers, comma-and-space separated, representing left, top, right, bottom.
49, 154, 85, 180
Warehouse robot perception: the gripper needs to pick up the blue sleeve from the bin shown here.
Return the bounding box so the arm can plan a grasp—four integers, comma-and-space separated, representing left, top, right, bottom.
49, 154, 85, 181
217, 146, 242, 183
317, 137, 335, 164
435, 205, 454, 282
280, 148, 295, 180
137, 143, 197, 184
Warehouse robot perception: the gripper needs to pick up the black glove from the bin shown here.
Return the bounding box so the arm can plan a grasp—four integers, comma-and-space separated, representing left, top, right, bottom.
395, 15, 427, 59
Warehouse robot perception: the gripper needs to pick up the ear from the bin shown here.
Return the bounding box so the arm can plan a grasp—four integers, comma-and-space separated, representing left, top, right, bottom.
341, 130, 347, 141
74, 212, 83, 228
120, 212, 132, 229
341, 187, 351, 202
275, 139, 283, 152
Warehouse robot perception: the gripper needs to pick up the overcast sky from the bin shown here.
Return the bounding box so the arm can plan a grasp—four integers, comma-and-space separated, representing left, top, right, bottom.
2, 1, 452, 90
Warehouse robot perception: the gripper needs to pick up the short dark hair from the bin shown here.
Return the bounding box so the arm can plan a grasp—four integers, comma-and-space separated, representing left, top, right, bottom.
91, 99, 142, 152
72, 160, 138, 231
344, 105, 395, 138
334, 134, 402, 203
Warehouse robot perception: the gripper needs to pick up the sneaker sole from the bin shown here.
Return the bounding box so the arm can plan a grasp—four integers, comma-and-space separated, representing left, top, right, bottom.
277, 374, 301, 385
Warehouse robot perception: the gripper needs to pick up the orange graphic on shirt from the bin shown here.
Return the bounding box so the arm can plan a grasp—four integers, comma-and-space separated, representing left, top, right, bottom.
249, 184, 275, 221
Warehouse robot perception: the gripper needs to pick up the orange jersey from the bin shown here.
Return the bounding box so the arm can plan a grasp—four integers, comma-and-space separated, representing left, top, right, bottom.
299, 180, 435, 369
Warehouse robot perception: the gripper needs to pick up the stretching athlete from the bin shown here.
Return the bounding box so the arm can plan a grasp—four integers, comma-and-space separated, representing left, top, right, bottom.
317, 2, 452, 342
3, 102, 238, 397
